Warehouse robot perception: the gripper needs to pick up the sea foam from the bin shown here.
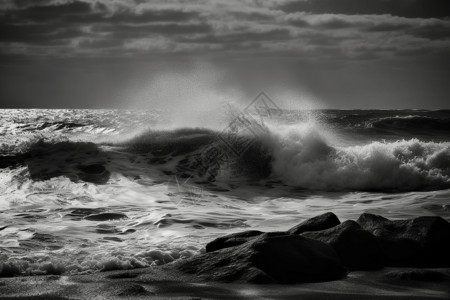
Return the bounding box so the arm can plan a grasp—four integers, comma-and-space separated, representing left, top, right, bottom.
269, 124, 450, 191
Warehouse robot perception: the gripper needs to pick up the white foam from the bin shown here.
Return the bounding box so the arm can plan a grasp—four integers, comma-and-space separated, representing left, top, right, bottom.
268, 124, 450, 190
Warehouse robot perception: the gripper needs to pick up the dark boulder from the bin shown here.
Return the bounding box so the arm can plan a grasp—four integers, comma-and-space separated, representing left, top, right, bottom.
302, 220, 384, 270
77, 164, 110, 184
288, 212, 341, 235
77, 164, 106, 174
357, 213, 450, 267
176, 233, 346, 283
206, 230, 265, 252
0, 155, 24, 169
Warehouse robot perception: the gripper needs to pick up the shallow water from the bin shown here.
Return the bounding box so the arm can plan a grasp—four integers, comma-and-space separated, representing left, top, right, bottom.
1, 108, 450, 276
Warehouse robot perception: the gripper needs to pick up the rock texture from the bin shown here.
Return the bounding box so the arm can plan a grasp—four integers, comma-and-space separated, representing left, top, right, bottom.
175, 212, 450, 284
357, 213, 450, 267
302, 220, 384, 270
206, 230, 267, 252
177, 233, 346, 283
288, 212, 341, 235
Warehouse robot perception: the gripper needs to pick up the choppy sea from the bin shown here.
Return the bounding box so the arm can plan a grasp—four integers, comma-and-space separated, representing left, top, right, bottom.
1, 107, 450, 277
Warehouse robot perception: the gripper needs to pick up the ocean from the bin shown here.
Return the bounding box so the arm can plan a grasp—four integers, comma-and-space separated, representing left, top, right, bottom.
1, 107, 450, 277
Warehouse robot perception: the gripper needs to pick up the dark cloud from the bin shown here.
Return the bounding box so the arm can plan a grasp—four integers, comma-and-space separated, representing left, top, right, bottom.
1, 0, 449, 59
92, 23, 212, 39
213, 28, 293, 43
11, 0, 54, 8
408, 22, 450, 40
5, 1, 199, 25
108, 9, 200, 24
364, 22, 411, 32
9, 1, 92, 23
0, 21, 84, 45
0, 0, 449, 110
280, 0, 450, 18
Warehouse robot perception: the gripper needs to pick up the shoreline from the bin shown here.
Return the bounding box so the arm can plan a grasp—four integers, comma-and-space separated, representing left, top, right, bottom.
1, 267, 449, 299
2, 212, 450, 299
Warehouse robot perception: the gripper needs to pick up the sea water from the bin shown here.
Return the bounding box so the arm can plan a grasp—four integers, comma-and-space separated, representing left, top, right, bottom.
1, 108, 449, 276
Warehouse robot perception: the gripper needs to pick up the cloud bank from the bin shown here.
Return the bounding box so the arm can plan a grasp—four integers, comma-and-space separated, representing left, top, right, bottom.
1, 0, 449, 61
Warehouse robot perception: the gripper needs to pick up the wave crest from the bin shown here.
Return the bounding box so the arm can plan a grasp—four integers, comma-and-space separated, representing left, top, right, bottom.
371, 115, 450, 132
4, 125, 450, 192
270, 126, 450, 191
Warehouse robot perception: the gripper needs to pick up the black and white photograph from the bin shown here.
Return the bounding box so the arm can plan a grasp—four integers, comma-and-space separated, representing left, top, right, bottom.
1, 0, 450, 299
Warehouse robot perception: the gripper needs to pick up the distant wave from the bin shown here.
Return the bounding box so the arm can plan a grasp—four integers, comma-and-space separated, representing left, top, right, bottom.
17, 121, 86, 131
370, 115, 450, 132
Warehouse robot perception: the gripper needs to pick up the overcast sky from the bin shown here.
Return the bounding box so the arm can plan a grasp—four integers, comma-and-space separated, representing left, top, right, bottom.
1, 0, 449, 109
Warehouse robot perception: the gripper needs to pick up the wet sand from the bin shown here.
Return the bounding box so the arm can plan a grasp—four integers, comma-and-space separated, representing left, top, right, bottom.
1, 267, 449, 299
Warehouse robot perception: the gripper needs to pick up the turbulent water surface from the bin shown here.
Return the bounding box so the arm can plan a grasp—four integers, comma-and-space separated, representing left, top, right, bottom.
1, 108, 450, 277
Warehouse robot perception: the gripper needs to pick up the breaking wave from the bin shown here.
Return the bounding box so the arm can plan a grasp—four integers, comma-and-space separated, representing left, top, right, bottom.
2, 109, 450, 277
5, 124, 450, 192
269, 125, 450, 191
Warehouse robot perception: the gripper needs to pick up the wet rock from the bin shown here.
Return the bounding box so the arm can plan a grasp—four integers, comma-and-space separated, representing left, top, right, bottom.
77, 164, 110, 184
357, 213, 450, 267
205, 230, 264, 252
77, 164, 106, 174
0, 154, 24, 169
177, 233, 346, 283
85, 213, 128, 221
288, 212, 341, 235
302, 220, 384, 270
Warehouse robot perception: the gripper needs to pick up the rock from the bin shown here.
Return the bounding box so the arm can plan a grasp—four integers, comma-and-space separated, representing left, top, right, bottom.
85, 213, 128, 221
77, 164, 110, 184
205, 230, 264, 252
288, 212, 341, 235
302, 220, 384, 270
176, 233, 346, 283
77, 164, 106, 174
357, 213, 450, 267
0, 154, 24, 169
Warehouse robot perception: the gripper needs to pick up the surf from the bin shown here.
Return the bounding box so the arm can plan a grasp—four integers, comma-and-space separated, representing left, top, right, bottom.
5, 122, 449, 192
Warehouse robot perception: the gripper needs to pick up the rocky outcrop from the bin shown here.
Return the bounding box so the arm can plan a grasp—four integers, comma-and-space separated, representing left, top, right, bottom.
357, 213, 450, 267
76, 164, 110, 184
205, 212, 341, 253
288, 212, 341, 235
302, 220, 384, 270
177, 233, 346, 283
176, 212, 450, 284
206, 230, 265, 252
